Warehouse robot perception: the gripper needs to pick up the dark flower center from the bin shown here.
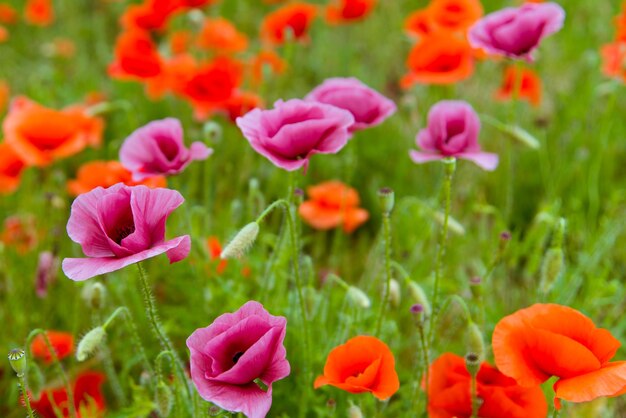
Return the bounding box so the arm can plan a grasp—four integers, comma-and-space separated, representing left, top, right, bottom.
232, 351, 244, 364
111, 221, 135, 244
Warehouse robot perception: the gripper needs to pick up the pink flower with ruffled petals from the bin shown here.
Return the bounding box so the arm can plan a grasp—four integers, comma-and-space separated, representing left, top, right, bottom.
236, 99, 354, 172
409, 100, 498, 171
305, 77, 396, 133
120, 118, 212, 181
62, 184, 190, 281
468, 2, 565, 61
187, 301, 290, 418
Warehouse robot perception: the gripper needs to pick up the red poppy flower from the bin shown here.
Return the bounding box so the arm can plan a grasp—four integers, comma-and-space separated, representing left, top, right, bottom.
67, 160, 167, 196
493, 303, 626, 408
325, 0, 376, 24
250, 49, 287, 85
404, 9, 437, 38
0, 142, 25, 195
109, 29, 162, 80
261, 2, 317, 45
206, 236, 228, 274
428, 0, 483, 32
25, 0, 54, 26
223, 91, 263, 122
182, 56, 243, 105
169, 29, 192, 54
0, 215, 37, 253
3, 97, 104, 167
146, 53, 197, 99
299, 180, 369, 233
197, 17, 248, 54
0, 24, 7, 42
427, 353, 548, 418
495, 66, 542, 106
0, 3, 17, 24
0, 79, 8, 113
30, 371, 106, 418
601, 42, 626, 82
400, 32, 474, 87
30, 331, 74, 363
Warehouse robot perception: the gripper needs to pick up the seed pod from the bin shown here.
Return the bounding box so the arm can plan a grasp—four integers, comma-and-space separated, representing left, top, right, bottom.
378, 187, 395, 215
8, 348, 26, 376
465, 352, 481, 376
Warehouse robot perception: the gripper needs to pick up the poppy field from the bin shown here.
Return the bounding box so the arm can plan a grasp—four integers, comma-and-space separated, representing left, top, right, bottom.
2, 0, 626, 417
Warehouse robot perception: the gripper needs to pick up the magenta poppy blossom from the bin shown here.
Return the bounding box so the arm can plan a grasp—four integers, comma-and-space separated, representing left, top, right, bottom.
186, 301, 290, 418
409, 100, 498, 171
120, 118, 212, 181
468, 2, 565, 61
235, 99, 354, 172
305, 77, 396, 133
62, 184, 190, 281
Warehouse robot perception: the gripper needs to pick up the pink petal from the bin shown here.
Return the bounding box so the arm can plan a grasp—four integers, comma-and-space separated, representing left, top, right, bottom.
409, 150, 446, 164
457, 152, 499, 171
189, 141, 213, 161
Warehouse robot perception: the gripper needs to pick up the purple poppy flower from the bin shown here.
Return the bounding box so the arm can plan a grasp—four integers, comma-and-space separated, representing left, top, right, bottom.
186, 301, 290, 418
120, 118, 212, 181
235, 99, 354, 172
409, 100, 498, 171
468, 2, 565, 61
62, 184, 190, 281
305, 77, 396, 133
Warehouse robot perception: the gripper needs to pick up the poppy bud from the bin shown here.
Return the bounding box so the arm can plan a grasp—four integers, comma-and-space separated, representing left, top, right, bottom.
221, 222, 260, 259
378, 187, 395, 215
155, 381, 173, 417
407, 281, 431, 318
76, 327, 106, 361
348, 404, 363, 418
81, 282, 106, 310
388, 278, 401, 308
346, 286, 371, 309
7, 348, 26, 376
466, 322, 485, 361
203, 121, 222, 144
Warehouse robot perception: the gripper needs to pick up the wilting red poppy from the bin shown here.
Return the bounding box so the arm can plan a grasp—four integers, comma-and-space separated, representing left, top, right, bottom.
0, 142, 25, 194
3, 97, 104, 167
261, 2, 317, 45
601, 42, 626, 82
314, 335, 399, 400
197, 17, 248, 53
400, 32, 474, 87
299, 180, 369, 233
250, 49, 287, 84
427, 353, 548, 418
495, 66, 542, 106
30, 371, 106, 418
182, 56, 243, 105
0, 3, 17, 24
25, 0, 54, 26
493, 303, 626, 409
428, 0, 483, 31
67, 160, 167, 196
109, 29, 162, 80
325, 0, 376, 24
0, 215, 37, 253
30, 331, 74, 363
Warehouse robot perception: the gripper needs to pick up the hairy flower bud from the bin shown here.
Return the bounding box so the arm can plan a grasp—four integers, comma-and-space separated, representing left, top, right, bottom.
346, 286, 371, 309
76, 327, 106, 362
155, 381, 173, 417
221, 222, 260, 259
466, 322, 485, 361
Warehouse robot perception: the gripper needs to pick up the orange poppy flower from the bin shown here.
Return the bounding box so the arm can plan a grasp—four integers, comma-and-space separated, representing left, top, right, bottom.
0, 25, 7, 43
25, 0, 54, 26
400, 32, 474, 88
495, 66, 542, 106
314, 335, 399, 400
206, 236, 228, 274
250, 49, 287, 84
30, 371, 106, 418
0, 79, 8, 114
108, 29, 162, 80
197, 17, 248, 54
325, 0, 376, 24
181, 56, 243, 105
404, 9, 437, 38
0, 3, 18, 24
67, 161, 167, 196
427, 353, 548, 418
260, 2, 317, 46
493, 303, 626, 408
31, 331, 74, 363
0, 142, 25, 194
3, 97, 104, 167
145, 53, 197, 99
428, 0, 483, 32
601, 42, 626, 82
169, 29, 192, 55
299, 180, 369, 233
0, 215, 37, 253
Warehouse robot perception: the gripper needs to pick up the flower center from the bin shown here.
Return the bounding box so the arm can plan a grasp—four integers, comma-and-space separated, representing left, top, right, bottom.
232, 351, 244, 364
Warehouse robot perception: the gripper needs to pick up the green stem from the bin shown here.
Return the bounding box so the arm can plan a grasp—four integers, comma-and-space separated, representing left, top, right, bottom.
17, 374, 36, 418
27, 329, 77, 418
136, 263, 194, 410
417, 325, 430, 415
431, 158, 456, 326
470, 372, 478, 418
375, 212, 392, 336
94, 311, 126, 406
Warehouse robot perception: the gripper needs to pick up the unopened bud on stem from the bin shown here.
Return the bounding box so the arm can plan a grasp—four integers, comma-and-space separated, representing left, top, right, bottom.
221, 222, 260, 259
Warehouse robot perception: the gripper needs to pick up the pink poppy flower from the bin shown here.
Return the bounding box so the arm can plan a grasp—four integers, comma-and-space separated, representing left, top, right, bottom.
62, 184, 190, 281
186, 301, 290, 418
235, 99, 354, 172
409, 100, 498, 171
120, 118, 212, 181
468, 2, 565, 61
305, 77, 396, 133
